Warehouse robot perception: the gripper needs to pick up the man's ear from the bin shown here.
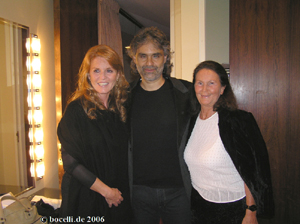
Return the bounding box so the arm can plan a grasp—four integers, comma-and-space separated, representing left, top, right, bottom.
133, 55, 137, 64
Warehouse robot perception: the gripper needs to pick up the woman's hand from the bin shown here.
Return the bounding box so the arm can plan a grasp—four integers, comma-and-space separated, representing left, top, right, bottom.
242, 210, 258, 224
103, 187, 124, 208
90, 178, 124, 208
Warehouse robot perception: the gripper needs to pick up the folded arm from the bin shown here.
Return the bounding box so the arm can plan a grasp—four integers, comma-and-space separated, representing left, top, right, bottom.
61, 148, 123, 207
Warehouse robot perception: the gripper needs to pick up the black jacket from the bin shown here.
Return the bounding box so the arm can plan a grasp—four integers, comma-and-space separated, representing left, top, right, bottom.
128, 76, 193, 201
188, 108, 275, 218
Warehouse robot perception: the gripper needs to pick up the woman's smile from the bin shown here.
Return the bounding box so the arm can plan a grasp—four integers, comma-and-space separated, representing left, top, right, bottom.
194, 68, 225, 110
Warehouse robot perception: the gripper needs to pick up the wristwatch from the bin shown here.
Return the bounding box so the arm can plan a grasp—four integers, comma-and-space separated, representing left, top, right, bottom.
246, 205, 257, 211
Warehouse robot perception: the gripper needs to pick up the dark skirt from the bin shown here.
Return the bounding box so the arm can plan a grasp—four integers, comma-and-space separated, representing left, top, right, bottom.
191, 188, 247, 224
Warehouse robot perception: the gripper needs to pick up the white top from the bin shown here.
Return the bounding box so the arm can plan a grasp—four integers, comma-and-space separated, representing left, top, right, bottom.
184, 112, 245, 203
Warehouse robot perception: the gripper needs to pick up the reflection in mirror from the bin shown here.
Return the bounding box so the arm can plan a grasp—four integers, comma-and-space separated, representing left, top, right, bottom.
0, 17, 34, 196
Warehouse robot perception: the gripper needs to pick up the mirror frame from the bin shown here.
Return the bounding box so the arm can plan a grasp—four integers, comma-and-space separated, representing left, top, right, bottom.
0, 17, 35, 196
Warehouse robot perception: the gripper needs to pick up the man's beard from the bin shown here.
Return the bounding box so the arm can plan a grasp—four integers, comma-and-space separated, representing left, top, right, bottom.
137, 65, 164, 82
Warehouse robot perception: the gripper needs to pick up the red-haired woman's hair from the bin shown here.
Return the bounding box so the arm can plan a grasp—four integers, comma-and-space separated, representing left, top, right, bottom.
69, 45, 129, 122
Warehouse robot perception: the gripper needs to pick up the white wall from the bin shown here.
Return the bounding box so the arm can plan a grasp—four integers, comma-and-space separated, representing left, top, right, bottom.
0, 0, 59, 194
205, 0, 229, 64
171, 0, 230, 81
171, 0, 200, 81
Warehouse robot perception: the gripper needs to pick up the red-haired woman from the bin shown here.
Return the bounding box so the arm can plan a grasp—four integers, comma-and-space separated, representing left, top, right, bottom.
58, 45, 132, 224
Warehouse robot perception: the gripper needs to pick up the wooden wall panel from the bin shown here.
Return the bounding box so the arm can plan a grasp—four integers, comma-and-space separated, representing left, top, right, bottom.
230, 0, 300, 223
59, 0, 98, 112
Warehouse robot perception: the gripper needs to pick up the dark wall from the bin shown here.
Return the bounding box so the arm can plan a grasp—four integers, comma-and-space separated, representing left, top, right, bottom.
230, 0, 300, 223
59, 0, 98, 112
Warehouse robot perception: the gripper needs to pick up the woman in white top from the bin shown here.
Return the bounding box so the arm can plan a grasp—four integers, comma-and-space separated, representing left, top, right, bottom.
184, 61, 274, 224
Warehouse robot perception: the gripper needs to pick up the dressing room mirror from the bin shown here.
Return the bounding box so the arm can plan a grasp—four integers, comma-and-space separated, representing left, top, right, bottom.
0, 17, 34, 196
